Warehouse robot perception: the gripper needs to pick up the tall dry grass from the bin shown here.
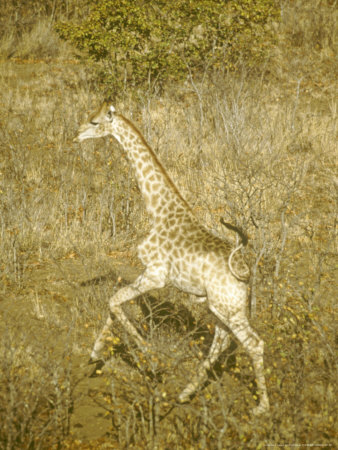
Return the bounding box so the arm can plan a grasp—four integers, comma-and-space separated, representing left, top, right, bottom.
0, 0, 337, 447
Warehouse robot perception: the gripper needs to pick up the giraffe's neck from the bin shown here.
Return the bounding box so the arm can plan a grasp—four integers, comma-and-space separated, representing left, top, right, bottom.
113, 115, 191, 221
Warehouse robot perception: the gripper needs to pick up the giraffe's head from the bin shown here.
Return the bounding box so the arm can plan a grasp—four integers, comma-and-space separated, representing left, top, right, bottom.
74, 101, 117, 142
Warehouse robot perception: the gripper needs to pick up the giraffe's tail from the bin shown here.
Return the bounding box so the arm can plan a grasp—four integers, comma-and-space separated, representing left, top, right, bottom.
220, 218, 250, 282
220, 218, 248, 246
228, 244, 250, 282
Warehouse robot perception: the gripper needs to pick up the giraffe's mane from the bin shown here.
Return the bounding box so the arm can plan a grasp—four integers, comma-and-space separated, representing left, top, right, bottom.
119, 114, 193, 212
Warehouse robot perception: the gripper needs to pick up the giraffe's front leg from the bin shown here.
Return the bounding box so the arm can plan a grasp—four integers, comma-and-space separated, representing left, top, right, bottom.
90, 268, 166, 369
90, 285, 146, 363
90, 315, 115, 363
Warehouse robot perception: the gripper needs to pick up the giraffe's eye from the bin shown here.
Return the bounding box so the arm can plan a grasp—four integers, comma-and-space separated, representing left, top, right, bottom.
107, 110, 113, 120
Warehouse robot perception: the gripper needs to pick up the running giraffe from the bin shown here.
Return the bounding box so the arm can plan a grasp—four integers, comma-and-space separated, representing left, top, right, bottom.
74, 101, 270, 415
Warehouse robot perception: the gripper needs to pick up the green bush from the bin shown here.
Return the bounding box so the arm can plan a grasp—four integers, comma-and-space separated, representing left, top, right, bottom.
56, 0, 279, 93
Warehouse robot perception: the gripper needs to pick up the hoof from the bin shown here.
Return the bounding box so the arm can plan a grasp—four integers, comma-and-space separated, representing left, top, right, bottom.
88, 357, 103, 365
252, 403, 270, 416
88, 359, 105, 378
178, 392, 191, 404
178, 381, 199, 404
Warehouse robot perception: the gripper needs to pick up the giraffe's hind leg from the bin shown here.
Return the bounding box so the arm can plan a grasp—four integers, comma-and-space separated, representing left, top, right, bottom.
209, 305, 270, 415
178, 325, 231, 403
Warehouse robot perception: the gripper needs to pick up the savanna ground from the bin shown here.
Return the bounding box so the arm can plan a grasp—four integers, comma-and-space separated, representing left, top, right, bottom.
0, 1, 337, 448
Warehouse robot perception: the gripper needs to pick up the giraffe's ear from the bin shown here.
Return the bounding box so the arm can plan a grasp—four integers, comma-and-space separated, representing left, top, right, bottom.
109, 105, 116, 114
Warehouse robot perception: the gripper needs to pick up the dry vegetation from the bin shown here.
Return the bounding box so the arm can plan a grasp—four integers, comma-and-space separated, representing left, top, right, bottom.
0, 1, 337, 448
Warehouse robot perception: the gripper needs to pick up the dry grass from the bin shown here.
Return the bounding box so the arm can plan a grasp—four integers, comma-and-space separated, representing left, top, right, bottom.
0, 18, 74, 60
0, 0, 337, 448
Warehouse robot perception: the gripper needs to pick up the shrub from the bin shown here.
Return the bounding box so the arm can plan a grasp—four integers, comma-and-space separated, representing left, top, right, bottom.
55, 0, 279, 93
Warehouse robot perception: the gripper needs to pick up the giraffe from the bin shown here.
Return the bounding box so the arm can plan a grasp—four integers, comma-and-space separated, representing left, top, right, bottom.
74, 101, 270, 415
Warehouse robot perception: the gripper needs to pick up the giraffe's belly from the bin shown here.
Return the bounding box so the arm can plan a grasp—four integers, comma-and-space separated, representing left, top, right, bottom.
168, 266, 207, 297
171, 278, 206, 296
